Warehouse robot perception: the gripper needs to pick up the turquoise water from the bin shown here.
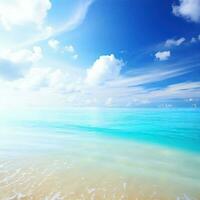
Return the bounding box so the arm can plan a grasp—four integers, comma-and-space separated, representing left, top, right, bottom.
1, 108, 200, 152
0, 108, 200, 199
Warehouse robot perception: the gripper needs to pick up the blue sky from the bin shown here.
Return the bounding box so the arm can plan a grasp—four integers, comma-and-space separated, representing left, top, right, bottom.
0, 0, 200, 108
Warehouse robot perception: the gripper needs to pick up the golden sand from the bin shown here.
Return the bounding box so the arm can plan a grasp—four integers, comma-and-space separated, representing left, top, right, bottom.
1, 137, 200, 200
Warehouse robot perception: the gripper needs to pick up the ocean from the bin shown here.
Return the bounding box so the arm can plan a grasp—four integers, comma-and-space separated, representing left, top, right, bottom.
0, 108, 200, 199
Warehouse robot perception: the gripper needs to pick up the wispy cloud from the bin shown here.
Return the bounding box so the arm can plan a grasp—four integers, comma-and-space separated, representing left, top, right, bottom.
18, 0, 94, 48
106, 68, 189, 88
144, 82, 200, 101
1, 53, 199, 108
55, 0, 94, 36
165, 37, 186, 47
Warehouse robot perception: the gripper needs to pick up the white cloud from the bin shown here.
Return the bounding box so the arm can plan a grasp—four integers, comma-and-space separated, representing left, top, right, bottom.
155, 51, 171, 61
17, 0, 94, 48
65, 45, 75, 53
191, 37, 197, 43
0, 46, 43, 81
65, 45, 79, 60
47, 41, 78, 60
0, 52, 199, 108
165, 37, 185, 47
0, 0, 51, 30
172, 0, 200, 23
190, 34, 200, 43
18, 67, 51, 90
85, 54, 124, 86
48, 39, 60, 50
16, 67, 69, 90
47, 40, 78, 59
0, 46, 43, 64
73, 54, 79, 60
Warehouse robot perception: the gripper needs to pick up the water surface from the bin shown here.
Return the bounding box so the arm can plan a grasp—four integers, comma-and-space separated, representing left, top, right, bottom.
0, 108, 199, 199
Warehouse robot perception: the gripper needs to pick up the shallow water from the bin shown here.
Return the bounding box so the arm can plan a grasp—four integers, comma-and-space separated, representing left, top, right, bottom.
0, 108, 200, 199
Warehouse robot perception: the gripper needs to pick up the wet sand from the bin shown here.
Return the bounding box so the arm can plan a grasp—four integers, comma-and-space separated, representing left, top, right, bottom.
0, 131, 200, 200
